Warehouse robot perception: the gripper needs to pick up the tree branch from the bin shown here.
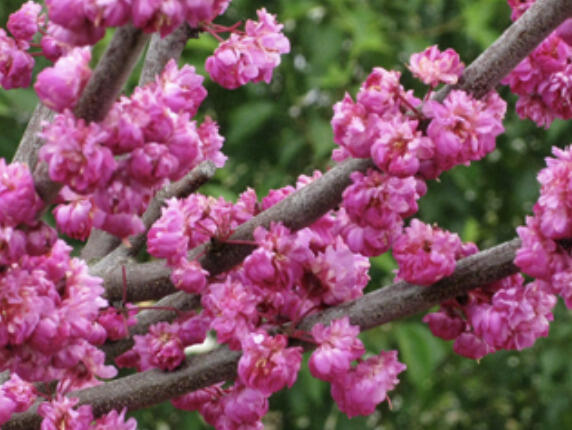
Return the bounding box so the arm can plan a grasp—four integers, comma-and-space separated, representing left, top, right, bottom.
29, 25, 150, 208
435, 0, 572, 100
80, 24, 200, 262
3, 239, 522, 429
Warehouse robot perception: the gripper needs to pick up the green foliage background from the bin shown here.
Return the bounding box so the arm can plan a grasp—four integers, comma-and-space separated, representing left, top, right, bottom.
2, 0, 572, 429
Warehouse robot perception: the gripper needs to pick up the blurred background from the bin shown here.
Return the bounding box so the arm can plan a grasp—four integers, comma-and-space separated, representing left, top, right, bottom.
2, 0, 572, 428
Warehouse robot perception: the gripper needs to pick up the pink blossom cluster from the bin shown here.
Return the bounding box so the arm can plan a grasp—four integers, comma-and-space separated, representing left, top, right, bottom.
38, 396, 136, 430
308, 317, 406, 417
308, 318, 405, 415
0, 1, 41, 89
206, 8, 290, 89
331, 56, 506, 181
0, 374, 37, 425
43, 0, 231, 46
116, 312, 209, 372
337, 168, 426, 256
503, 1, 572, 128
424, 274, 556, 360
0, 161, 123, 421
173, 383, 269, 430
40, 59, 224, 240
515, 146, 572, 307
392, 219, 476, 285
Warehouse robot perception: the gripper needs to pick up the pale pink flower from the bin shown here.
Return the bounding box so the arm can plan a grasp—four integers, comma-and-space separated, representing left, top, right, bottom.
408, 45, 464, 87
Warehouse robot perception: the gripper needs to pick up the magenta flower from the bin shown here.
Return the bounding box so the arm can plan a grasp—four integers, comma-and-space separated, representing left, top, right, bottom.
356, 67, 412, 116
202, 278, 260, 350
155, 59, 207, 117
408, 45, 464, 87
421, 90, 505, 179
35, 47, 92, 113
147, 198, 189, 264
393, 219, 463, 285
132, 0, 185, 37
92, 408, 137, 430
371, 115, 433, 177
38, 395, 93, 430
309, 317, 365, 381
53, 197, 94, 241
238, 331, 302, 396
39, 111, 116, 194
330, 350, 406, 418
206, 8, 290, 89
184, 0, 232, 27
170, 258, 208, 294
0, 160, 43, 227
0, 29, 34, 89
7, 1, 42, 42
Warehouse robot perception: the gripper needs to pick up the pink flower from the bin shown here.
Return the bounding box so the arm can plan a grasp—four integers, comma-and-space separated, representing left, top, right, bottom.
244, 223, 312, 291
184, 0, 232, 27
392, 219, 463, 285
423, 308, 466, 340
206, 8, 290, 89
238, 331, 302, 395
84, 0, 131, 29
342, 169, 424, 229
7, 1, 42, 41
309, 237, 370, 305
202, 278, 260, 350
131, 322, 185, 371
330, 350, 406, 418
155, 59, 207, 116
170, 258, 208, 294
371, 115, 433, 177
53, 197, 94, 241
38, 395, 93, 430
35, 47, 92, 113
147, 198, 189, 264
39, 111, 115, 194
330, 93, 381, 158
97, 304, 138, 341
0, 29, 34, 89
357, 67, 413, 116
198, 116, 227, 168
421, 90, 505, 179
93, 408, 137, 430
408, 45, 464, 87
1, 373, 37, 414
0, 160, 43, 227
221, 384, 269, 428
132, 0, 185, 37
309, 317, 365, 381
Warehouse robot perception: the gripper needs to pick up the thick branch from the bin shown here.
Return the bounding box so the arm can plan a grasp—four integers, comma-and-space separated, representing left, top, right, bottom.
81, 24, 199, 262
91, 161, 217, 279
435, 0, 572, 100
30, 25, 150, 207
12, 103, 54, 168
101, 158, 374, 303
3, 239, 522, 429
